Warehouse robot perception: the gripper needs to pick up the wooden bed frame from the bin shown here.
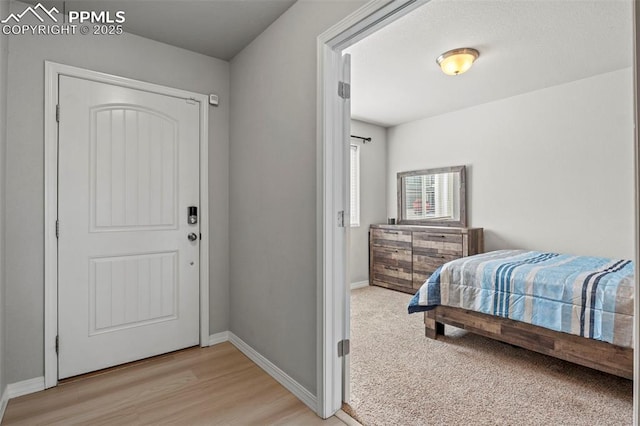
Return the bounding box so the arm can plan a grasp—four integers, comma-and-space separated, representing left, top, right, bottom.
424, 306, 633, 379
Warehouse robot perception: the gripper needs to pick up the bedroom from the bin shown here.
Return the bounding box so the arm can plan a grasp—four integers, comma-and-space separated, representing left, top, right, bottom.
345, 0, 634, 424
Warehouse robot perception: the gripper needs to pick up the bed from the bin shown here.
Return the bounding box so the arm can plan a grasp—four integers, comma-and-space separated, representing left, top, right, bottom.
408, 250, 634, 379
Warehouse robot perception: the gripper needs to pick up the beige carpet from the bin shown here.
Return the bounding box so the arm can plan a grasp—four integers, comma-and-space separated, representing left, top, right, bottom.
345, 286, 633, 426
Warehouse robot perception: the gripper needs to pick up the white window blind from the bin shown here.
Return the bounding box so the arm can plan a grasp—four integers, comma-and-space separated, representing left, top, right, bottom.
350, 144, 360, 227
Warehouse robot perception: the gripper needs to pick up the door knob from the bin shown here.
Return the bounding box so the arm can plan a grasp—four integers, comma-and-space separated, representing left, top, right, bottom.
188, 233, 198, 242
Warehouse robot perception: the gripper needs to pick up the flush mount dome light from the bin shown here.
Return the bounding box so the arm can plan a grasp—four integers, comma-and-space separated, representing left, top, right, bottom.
436, 48, 479, 76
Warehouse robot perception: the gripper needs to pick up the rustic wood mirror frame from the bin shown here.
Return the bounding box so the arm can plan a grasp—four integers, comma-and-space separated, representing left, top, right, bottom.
397, 165, 467, 227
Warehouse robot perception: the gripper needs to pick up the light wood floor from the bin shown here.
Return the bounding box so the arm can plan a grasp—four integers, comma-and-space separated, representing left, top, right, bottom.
3, 343, 346, 425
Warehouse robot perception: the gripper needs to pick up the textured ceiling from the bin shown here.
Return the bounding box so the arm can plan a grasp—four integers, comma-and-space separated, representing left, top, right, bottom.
345, 0, 633, 127
24, 0, 296, 60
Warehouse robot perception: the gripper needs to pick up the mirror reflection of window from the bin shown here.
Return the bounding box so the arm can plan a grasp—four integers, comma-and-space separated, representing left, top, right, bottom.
398, 165, 466, 227
404, 172, 458, 220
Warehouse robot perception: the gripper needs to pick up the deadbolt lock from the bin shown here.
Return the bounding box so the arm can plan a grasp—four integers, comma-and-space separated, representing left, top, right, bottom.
188, 206, 198, 224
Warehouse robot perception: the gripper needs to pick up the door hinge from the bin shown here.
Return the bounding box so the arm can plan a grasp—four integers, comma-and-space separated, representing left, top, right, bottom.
56, 105, 60, 122
338, 81, 350, 100
338, 339, 350, 357
337, 210, 345, 227
55, 335, 59, 354
55, 219, 59, 239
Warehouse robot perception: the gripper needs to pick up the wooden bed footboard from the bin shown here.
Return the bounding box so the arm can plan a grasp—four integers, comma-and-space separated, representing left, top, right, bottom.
424, 306, 633, 379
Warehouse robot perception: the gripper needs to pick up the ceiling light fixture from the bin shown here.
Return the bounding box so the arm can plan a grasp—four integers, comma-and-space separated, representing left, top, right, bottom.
436, 48, 479, 76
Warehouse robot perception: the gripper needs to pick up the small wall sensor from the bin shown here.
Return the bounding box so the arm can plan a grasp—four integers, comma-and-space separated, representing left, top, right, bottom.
209, 94, 219, 106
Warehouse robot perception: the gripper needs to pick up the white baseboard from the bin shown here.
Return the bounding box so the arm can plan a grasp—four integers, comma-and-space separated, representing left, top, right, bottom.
350, 280, 369, 290
210, 331, 317, 412
208, 331, 230, 346
0, 376, 46, 422
228, 332, 317, 413
0, 386, 8, 424
7, 377, 45, 399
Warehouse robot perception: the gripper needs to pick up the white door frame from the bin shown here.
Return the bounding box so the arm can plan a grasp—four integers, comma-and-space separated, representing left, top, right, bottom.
633, 1, 639, 423
317, 1, 640, 423
316, 0, 428, 418
44, 61, 210, 389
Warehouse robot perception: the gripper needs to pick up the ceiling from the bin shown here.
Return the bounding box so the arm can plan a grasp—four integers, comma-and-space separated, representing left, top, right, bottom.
25, 0, 296, 60
345, 0, 633, 127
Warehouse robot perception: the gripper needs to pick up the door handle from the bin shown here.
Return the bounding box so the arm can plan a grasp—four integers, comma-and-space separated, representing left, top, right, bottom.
188, 233, 198, 242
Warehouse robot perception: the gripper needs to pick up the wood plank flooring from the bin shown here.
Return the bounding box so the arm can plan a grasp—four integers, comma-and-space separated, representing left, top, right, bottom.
3, 342, 345, 426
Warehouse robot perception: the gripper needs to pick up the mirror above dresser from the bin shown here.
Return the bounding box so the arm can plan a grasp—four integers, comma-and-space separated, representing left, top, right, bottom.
397, 165, 466, 227
371, 165, 481, 294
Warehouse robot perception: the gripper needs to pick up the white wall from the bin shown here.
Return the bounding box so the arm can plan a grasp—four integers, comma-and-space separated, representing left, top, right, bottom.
229, 0, 365, 396
349, 120, 386, 284
0, 0, 8, 398
5, 1, 230, 384
387, 68, 634, 260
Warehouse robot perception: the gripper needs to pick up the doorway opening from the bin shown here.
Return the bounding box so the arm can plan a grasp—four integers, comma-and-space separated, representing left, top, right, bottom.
318, 1, 639, 424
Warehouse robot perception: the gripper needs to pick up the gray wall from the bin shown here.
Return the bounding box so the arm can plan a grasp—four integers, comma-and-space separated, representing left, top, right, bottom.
387, 68, 634, 260
0, 0, 8, 395
349, 120, 387, 284
229, 0, 365, 395
5, 1, 229, 383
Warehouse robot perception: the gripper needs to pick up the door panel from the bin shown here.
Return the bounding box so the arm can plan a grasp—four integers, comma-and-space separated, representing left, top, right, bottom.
90, 251, 177, 334
92, 106, 178, 230
58, 75, 200, 379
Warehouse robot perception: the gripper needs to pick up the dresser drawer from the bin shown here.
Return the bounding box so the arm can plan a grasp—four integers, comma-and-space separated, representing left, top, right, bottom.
372, 246, 412, 268
412, 232, 463, 256
412, 253, 458, 289
372, 269, 413, 291
371, 246, 413, 290
412, 231, 462, 290
371, 228, 411, 250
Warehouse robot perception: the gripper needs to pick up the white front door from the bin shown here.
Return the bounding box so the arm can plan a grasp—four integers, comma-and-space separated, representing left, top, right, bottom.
57, 75, 201, 379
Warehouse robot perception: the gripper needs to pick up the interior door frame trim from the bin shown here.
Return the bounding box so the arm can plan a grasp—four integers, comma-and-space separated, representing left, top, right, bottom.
43, 61, 210, 388
315, 0, 428, 417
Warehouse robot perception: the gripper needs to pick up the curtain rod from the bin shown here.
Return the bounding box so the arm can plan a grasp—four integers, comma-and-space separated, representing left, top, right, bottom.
351, 134, 372, 143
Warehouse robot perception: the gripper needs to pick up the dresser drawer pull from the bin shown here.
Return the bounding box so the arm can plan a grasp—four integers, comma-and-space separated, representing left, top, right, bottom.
386, 231, 399, 235
385, 266, 399, 271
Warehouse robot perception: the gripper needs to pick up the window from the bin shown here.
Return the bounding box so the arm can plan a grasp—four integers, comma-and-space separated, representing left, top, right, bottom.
350, 144, 360, 227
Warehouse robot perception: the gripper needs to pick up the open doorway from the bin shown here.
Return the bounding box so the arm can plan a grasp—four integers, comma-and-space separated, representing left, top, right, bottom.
329, 0, 637, 424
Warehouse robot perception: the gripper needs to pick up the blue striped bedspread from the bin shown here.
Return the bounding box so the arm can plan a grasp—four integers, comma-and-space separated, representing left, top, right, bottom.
408, 250, 634, 348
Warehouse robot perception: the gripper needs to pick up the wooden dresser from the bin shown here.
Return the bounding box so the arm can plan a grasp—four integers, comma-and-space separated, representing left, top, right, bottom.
369, 224, 484, 294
